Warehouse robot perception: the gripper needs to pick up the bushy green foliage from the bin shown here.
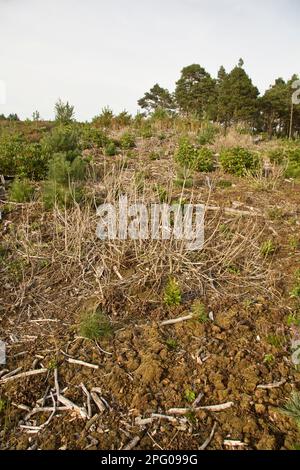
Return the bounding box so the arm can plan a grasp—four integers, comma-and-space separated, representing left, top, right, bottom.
93, 107, 114, 128
42, 180, 83, 209
105, 141, 117, 156
192, 300, 209, 323
193, 147, 215, 172
120, 132, 135, 150
175, 137, 198, 169
79, 310, 112, 340
164, 278, 182, 307
220, 147, 259, 176
285, 148, 300, 179
47, 153, 71, 184
198, 123, 219, 145
41, 126, 81, 162
0, 133, 24, 175
18, 143, 48, 180
9, 178, 35, 202
55, 99, 75, 125
175, 138, 215, 172
80, 126, 108, 149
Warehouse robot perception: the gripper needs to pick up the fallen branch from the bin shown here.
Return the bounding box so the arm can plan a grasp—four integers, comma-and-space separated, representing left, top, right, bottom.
91, 391, 106, 413
199, 422, 217, 451
0, 368, 48, 384
206, 205, 261, 217
161, 314, 194, 327
168, 402, 234, 415
1, 367, 23, 380
67, 358, 99, 369
257, 379, 286, 390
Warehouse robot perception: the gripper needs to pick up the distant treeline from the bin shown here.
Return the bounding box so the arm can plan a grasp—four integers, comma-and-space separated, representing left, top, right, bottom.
138, 59, 300, 138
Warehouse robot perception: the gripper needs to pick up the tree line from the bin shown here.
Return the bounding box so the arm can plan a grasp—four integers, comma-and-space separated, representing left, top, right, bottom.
138, 59, 300, 138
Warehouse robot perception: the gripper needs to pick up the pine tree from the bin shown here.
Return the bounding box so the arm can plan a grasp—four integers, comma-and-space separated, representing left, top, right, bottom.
175, 64, 217, 118
138, 84, 175, 114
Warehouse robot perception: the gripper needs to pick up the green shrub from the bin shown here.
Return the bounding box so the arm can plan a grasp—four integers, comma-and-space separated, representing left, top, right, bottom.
79, 310, 112, 340
18, 143, 48, 180
198, 123, 219, 145
268, 148, 286, 165
120, 132, 135, 150
47, 153, 71, 184
80, 126, 108, 149
220, 147, 259, 176
193, 147, 215, 172
0, 133, 25, 175
192, 301, 209, 323
175, 137, 197, 169
105, 141, 117, 156
69, 156, 88, 181
164, 278, 182, 307
285, 149, 300, 179
41, 126, 81, 162
9, 178, 35, 203
42, 180, 72, 209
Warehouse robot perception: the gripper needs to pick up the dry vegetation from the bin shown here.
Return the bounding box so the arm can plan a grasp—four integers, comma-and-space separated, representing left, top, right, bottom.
0, 117, 300, 450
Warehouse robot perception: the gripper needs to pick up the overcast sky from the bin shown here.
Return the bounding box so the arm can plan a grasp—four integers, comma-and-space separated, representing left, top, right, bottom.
0, 0, 299, 121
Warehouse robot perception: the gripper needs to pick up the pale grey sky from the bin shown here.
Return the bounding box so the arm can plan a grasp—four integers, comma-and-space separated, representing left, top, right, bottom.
0, 0, 299, 120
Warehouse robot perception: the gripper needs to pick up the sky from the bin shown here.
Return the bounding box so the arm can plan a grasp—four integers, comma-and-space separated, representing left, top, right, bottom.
0, 0, 299, 121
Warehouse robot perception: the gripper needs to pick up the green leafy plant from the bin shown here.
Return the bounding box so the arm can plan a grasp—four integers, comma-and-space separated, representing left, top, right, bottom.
193, 147, 215, 172
192, 301, 209, 323
120, 132, 135, 150
166, 338, 179, 350
164, 278, 182, 307
260, 239, 276, 256
263, 354, 275, 365
79, 310, 113, 341
184, 389, 196, 404
220, 147, 259, 176
9, 178, 35, 203
105, 141, 117, 156
198, 123, 219, 145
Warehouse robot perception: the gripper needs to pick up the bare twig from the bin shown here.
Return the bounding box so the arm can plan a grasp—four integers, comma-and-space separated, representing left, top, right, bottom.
67, 358, 99, 369
0, 368, 48, 384
161, 314, 194, 326
199, 422, 217, 450
257, 379, 286, 390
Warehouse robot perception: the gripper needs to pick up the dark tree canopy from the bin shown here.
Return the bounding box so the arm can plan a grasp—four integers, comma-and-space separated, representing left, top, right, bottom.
138, 84, 175, 114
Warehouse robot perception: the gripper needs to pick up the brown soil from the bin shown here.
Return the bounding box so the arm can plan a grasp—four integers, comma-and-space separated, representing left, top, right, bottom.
1, 133, 300, 450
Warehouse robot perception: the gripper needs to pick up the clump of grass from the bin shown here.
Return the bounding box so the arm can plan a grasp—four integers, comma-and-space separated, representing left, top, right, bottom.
166, 338, 179, 350
174, 167, 193, 189
267, 334, 285, 349
120, 132, 135, 150
79, 310, 112, 341
9, 178, 35, 202
287, 312, 300, 327
164, 278, 182, 307
192, 300, 209, 324
155, 184, 168, 203
0, 398, 7, 414
105, 141, 117, 156
281, 393, 300, 429
260, 239, 276, 257
263, 354, 275, 365
268, 207, 283, 221
217, 179, 232, 189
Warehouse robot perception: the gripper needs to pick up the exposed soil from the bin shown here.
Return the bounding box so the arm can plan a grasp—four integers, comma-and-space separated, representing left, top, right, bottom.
1, 133, 300, 450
